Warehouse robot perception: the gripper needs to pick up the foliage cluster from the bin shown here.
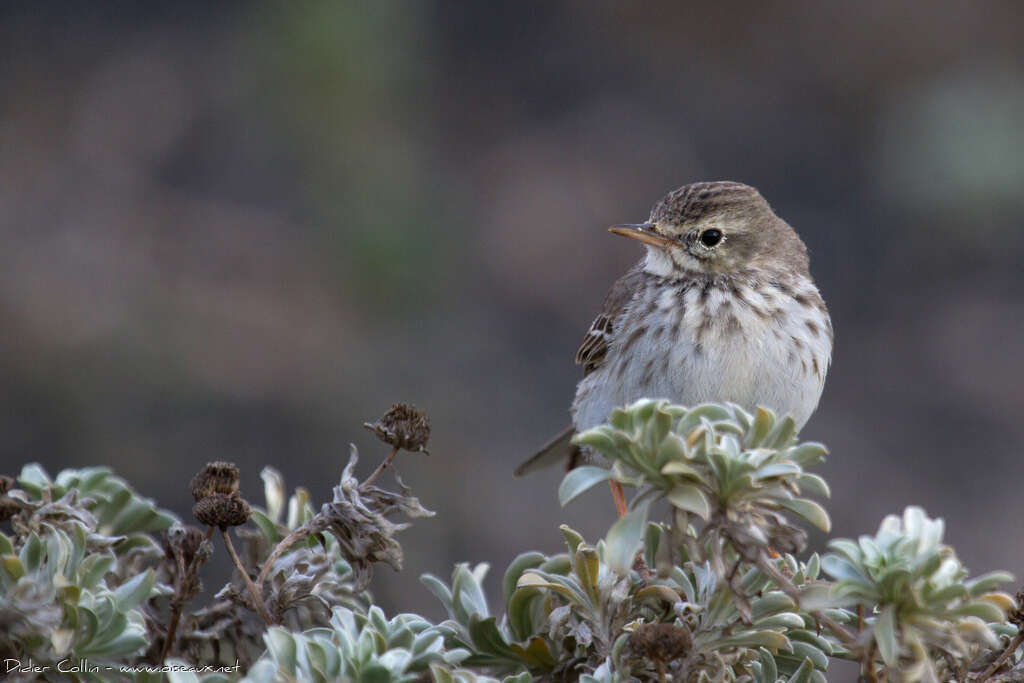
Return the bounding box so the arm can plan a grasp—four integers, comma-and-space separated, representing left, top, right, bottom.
0, 401, 1020, 682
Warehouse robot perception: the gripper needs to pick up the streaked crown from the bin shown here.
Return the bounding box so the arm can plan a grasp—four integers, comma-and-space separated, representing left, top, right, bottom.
650, 181, 770, 226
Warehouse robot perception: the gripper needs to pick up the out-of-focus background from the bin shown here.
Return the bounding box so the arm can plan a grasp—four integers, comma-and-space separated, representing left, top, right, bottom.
2, 1, 1022, 620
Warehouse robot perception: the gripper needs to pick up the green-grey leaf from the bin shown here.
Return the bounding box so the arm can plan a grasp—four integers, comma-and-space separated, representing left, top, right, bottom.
952, 601, 1007, 622
113, 569, 156, 611
558, 466, 612, 507
603, 504, 648, 576
249, 509, 282, 545
965, 571, 1015, 596
19, 533, 43, 572
874, 604, 899, 667
790, 641, 828, 670
750, 592, 796, 620
358, 664, 392, 683
764, 415, 797, 449
786, 657, 815, 683
80, 630, 150, 659
420, 574, 454, 613
560, 525, 586, 555
778, 498, 831, 532
507, 586, 543, 641
666, 485, 711, 519
502, 551, 546, 603
786, 443, 828, 467
757, 647, 779, 683
79, 554, 115, 590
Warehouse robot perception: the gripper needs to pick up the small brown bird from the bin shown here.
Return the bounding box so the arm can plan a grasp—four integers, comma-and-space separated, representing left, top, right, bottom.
516, 181, 832, 514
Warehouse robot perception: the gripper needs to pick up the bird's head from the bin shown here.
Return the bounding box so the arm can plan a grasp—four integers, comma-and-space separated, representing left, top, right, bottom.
610, 181, 808, 278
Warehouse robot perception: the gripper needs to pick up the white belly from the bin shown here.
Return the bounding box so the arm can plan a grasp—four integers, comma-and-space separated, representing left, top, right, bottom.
572, 277, 831, 432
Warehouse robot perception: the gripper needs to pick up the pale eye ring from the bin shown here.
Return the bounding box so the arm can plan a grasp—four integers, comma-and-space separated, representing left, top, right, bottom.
699, 228, 723, 247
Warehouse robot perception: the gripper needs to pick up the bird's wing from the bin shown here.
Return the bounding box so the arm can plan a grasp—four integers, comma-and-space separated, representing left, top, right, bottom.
516, 263, 646, 477
513, 425, 577, 476
575, 263, 645, 375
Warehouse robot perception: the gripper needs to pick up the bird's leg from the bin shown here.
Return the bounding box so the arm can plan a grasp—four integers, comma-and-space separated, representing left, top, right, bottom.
609, 480, 628, 517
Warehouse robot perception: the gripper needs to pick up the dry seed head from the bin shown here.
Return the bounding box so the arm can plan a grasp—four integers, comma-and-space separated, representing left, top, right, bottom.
364, 403, 431, 453
627, 622, 692, 663
164, 524, 207, 564
192, 493, 250, 529
190, 461, 241, 501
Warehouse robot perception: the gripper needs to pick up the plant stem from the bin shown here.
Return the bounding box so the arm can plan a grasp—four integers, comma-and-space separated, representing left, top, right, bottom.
255, 525, 311, 588
813, 610, 858, 648
220, 527, 274, 625
160, 526, 214, 664
362, 446, 400, 488
160, 568, 186, 664
974, 631, 1024, 682
862, 639, 879, 683
609, 480, 628, 517
161, 604, 182, 664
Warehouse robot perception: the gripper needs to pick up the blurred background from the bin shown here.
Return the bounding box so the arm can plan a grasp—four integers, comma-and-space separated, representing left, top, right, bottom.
1, 0, 1023, 626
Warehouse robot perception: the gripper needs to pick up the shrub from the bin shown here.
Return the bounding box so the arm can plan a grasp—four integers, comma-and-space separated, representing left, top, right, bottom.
0, 401, 1018, 682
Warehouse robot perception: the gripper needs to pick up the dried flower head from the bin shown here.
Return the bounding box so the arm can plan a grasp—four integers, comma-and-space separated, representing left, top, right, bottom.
363, 403, 430, 453
0, 496, 20, 522
1009, 588, 1024, 629
307, 446, 434, 590
190, 461, 241, 500
164, 524, 209, 568
627, 622, 692, 663
193, 493, 251, 529
0, 474, 20, 521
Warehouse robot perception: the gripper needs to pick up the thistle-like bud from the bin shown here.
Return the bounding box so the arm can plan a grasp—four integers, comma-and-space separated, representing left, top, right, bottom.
363, 403, 431, 453
190, 462, 250, 529
190, 461, 241, 501
164, 524, 208, 566
193, 493, 251, 529
627, 622, 692, 663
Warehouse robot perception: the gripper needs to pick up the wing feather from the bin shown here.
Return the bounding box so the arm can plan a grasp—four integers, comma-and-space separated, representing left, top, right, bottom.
575, 263, 645, 375
516, 263, 647, 476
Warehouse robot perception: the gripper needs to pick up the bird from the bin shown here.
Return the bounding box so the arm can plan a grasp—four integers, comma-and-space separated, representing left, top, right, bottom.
515, 181, 832, 515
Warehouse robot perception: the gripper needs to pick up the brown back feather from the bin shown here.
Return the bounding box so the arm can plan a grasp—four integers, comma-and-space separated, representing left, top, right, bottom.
575, 262, 646, 375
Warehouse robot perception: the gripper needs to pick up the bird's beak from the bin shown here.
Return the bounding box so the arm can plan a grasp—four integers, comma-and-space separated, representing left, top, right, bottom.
607, 223, 676, 249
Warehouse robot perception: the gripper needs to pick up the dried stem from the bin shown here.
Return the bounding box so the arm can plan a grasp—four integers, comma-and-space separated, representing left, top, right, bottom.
255, 443, 401, 591
159, 526, 213, 664
255, 524, 312, 588
362, 445, 400, 488
861, 638, 879, 683
220, 527, 273, 625
974, 631, 1024, 683
160, 546, 189, 664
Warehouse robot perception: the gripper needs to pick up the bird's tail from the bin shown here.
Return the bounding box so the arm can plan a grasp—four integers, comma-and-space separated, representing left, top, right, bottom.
514, 425, 580, 476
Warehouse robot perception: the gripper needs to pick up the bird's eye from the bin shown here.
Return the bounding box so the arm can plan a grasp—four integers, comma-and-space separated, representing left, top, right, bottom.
699, 229, 723, 247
